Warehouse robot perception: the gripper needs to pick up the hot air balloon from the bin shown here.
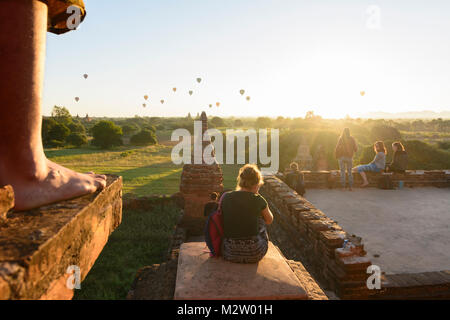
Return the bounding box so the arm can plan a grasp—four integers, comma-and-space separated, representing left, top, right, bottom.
209, 104, 212, 108
160, 100, 165, 104
216, 102, 220, 107
196, 78, 202, 83
75, 97, 79, 102
83, 74, 88, 79
246, 96, 251, 101
144, 95, 149, 100
173, 88, 177, 92
360, 91, 366, 96
189, 91, 193, 96
240, 89, 245, 96
143, 103, 146, 108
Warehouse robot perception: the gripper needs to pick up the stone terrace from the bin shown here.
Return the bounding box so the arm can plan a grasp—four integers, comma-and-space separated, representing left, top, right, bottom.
262, 171, 450, 299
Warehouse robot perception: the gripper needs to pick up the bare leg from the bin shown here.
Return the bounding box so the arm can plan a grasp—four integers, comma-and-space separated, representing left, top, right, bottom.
0, 0, 106, 211
360, 172, 369, 187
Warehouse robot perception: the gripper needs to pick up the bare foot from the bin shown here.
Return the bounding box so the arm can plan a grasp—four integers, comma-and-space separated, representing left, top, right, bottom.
1, 159, 106, 211
360, 183, 369, 188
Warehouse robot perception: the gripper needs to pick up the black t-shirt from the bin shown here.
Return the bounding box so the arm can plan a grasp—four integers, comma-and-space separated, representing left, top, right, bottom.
221, 191, 268, 238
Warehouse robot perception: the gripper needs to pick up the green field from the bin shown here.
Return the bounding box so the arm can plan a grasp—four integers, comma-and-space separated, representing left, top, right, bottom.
45, 144, 241, 196
73, 205, 181, 300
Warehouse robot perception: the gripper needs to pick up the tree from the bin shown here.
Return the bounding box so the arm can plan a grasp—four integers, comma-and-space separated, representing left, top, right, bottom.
255, 117, 272, 128
68, 121, 86, 134
42, 117, 58, 146
66, 132, 88, 147
234, 119, 243, 127
51, 106, 71, 119
48, 122, 70, 142
130, 129, 158, 146
91, 121, 123, 149
210, 116, 225, 127
51, 106, 72, 125
370, 125, 401, 141
121, 124, 138, 136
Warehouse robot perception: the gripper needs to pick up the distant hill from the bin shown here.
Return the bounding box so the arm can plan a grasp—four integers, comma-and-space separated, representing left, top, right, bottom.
360, 110, 450, 119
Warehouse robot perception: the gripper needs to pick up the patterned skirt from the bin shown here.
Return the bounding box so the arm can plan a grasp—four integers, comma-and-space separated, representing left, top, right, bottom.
222, 218, 269, 264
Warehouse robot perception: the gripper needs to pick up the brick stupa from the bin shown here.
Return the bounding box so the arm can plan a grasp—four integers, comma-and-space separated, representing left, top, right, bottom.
179, 112, 223, 234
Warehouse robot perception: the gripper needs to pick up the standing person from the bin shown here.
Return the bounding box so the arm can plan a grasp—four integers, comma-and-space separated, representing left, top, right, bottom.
335, 128, 358, 190
354, 141, 387, 187
0, 0, 106, 211
221, 164, 274, 264
386, 142, 408, 173
285, 162, 306, 196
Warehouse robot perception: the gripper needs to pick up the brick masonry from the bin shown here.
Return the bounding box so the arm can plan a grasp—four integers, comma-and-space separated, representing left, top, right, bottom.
296, 170, 450, 189
0, 176, 122, 300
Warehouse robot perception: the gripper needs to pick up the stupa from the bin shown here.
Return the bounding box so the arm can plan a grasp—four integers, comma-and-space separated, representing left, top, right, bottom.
179, 112, 223, 234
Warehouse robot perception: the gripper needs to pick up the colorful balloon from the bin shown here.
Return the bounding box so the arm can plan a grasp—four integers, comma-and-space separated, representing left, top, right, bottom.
144, 95, 149, 100
209, 104, 212, 108
246, 96, 251, 101
143, 103, 146, 108
75, 97, 79, 102
83, 74, 88, 79
189, 90, 193, 96
240, 89, 245, 96
160, 100, 165, 104
173, 88, 177, 92
360, 91, 366, 96
196, 78, 202, 83
216, 102, 220, 107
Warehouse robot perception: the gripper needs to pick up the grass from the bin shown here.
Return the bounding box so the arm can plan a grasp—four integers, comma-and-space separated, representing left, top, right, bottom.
73, 205, 181, 300
45, 144, 241, 195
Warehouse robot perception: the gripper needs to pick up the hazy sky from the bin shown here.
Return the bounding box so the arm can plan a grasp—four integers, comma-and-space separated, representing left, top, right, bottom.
42, 0, 450, 118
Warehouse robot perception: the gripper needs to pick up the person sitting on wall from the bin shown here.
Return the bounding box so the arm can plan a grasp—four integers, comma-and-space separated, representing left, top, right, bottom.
203, 192, 219, 217
285, 162, 306, 196
221, 164, 274, 264
386, 142, 408, 173
0, 0, 107, 211
354, 141, 387, 188
335, 128, 358, 191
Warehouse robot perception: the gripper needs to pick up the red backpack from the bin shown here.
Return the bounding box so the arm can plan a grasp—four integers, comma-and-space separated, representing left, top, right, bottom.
204, 192, 228, 257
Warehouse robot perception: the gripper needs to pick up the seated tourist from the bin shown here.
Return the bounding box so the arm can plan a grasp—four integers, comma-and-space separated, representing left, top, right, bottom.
354, 141, 386, 187
285, 162, 306, 196
386, 142, 408, 173
203, 192, 219, 217
221, 164, 274, 264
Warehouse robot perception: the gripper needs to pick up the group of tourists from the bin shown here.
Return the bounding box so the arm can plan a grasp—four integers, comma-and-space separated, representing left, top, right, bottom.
335, 128, 408, 189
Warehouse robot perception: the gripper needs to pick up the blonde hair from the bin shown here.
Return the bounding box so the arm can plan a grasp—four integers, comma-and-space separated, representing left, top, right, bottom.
374, 141, 387, 154
290, 162, 299, 171
236, 164, 263, 190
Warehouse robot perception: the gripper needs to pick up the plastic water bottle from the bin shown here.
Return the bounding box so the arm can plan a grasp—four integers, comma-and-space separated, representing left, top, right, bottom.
342, 239, 349, 249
